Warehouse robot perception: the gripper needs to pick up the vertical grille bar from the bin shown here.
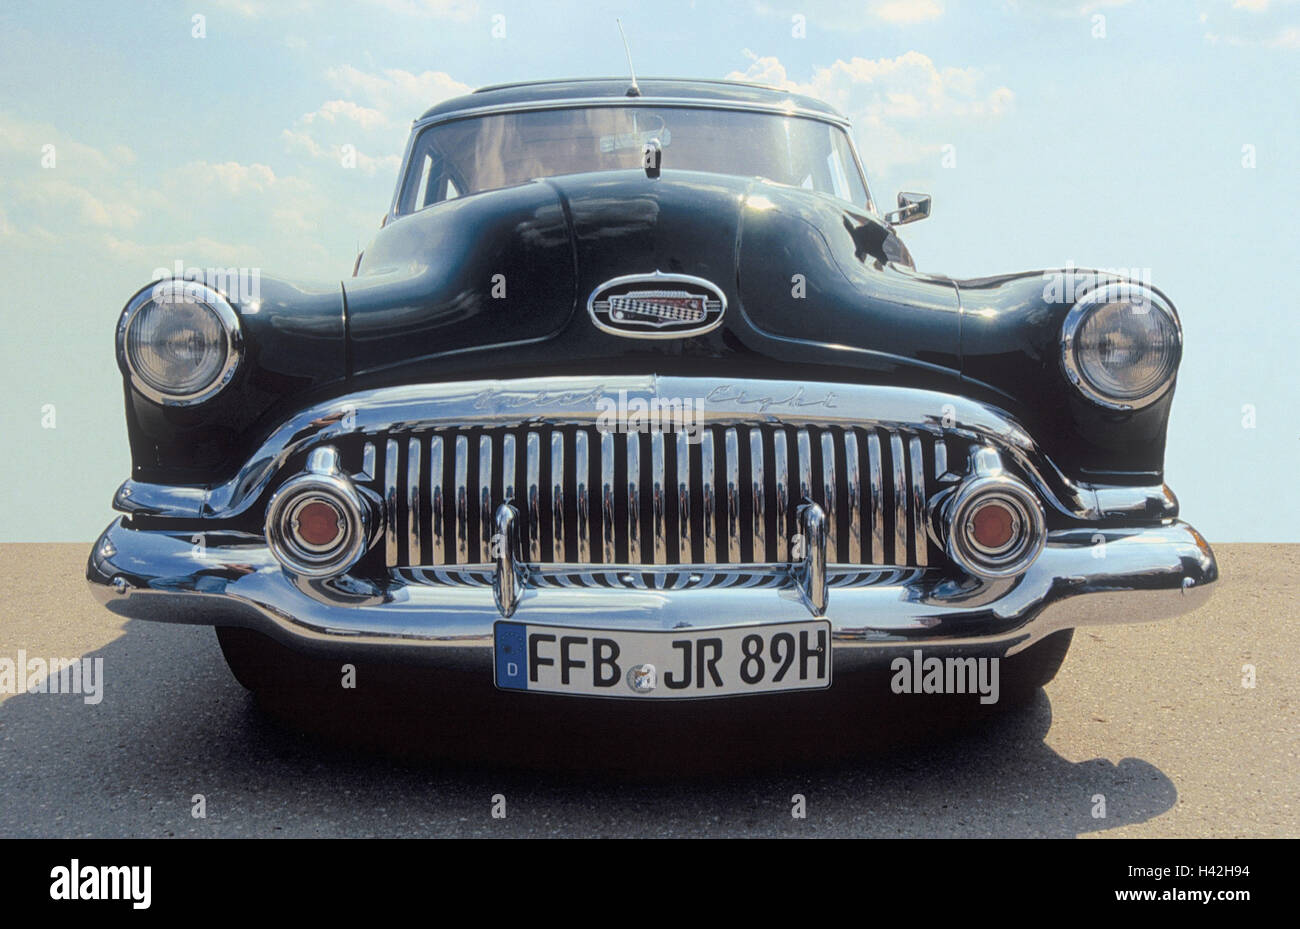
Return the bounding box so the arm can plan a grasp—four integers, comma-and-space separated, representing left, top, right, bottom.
551, 432, 565, 562
701, 430, 717, 563
909, 434, 928, 567
626, 433, 640, 563
796, 430, 813, 503
501, 433, 516, 503
600, 432, 616, 564
526, 431, 541, 562
454, 435, 470, 563
844, 430, 861, 563
890, 432, 908, 566
384, 438, 399, 567
725, 427, 740, 563
479, 435, 494, 558
575, 430, 591, 563
650, 431, 666, 564
749, 427, 765, 562
773, 430, 789, 561
429, 435, 445, 565
407, 437, 423, 565
360, 442, 376, 482
867, 432, 884, 564
820, 431, 838, 563
676, 432, 692, 564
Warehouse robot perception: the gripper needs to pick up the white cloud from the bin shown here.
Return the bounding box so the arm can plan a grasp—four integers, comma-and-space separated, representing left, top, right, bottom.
281, 66, 470, 179
869, 0, 944, 23
729, 51, 1014, 178
174, 160, 278, 195
0, 112, 134, 174
34, 180, 142, 229
325, 65, 470, 120
361, 0, 479, 20
1002, 0, 1133, 14
210, 0, 312, 18
304, 99, 391, 131
755, 0, 943, 29
102, 234, 267, 269
1268, 24, 1300, 45
1205, 23, 1300, 47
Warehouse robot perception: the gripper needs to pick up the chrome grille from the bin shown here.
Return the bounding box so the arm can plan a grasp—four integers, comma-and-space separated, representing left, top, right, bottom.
361, 424, 941, 568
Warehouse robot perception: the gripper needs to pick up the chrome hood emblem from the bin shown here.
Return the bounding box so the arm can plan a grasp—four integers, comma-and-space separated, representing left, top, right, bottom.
588, 271, 726, 339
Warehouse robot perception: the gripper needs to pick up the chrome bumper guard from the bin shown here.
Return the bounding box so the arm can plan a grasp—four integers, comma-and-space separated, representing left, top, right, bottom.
87, 516, 1217, 670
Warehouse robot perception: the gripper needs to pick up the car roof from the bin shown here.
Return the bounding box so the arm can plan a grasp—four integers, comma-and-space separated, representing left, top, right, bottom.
417, 77, 846, 123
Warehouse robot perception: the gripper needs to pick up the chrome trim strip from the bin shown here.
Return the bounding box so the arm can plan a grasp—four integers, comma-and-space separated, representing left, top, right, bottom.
724, 427, 740, 563
773, 430, 789, 562
501, 433, 516, 503
701, 430, 717, 564
867, 432, 884, 565
676, 432, 692, 564
551, 431, 566, 561
575, 430, 591, 563
479, 434, 494, 557
796, 429, 813, 504
384, 438, 399, 567
891, 433, 908, 566
455, 435, 470, 564
749, 427, 765, 562
600, 432, 616, 564
934, 440, 948, 481
626, 433, 641, 563
844, 430, 862, 564
909, 435, 928, 567
526, 431, 541, 562
359, 442, 376, 483
430, 435, 445, 565
407, 436, 422, 566
410, 97, 854, 132
821, 431, 838, 564
650, 432, 666, 565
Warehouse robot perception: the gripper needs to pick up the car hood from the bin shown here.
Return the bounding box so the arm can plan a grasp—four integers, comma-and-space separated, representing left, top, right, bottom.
344, 170, 961, 387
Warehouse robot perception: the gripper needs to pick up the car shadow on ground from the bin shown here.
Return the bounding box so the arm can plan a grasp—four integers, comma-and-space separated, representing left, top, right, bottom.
0, 620, 1176, 837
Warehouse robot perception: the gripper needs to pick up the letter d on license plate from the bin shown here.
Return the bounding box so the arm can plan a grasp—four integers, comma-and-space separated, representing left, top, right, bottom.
494, 621, 832, 698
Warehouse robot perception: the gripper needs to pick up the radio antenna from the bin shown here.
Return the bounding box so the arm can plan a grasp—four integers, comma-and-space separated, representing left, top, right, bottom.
616, 18, 640, 97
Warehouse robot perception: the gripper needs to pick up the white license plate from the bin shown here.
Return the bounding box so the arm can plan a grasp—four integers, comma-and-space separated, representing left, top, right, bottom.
494, 620, 832, 698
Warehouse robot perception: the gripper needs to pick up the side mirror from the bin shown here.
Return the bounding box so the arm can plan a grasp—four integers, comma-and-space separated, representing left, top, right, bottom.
885, 192, 931, 226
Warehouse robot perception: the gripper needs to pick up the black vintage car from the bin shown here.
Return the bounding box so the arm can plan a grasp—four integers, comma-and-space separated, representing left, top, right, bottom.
88, 77, 1217, 705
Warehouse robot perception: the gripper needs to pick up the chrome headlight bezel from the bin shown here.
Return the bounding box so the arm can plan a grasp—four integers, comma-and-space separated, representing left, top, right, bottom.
1060, 282, 1182, 411
116, 280, 243, 407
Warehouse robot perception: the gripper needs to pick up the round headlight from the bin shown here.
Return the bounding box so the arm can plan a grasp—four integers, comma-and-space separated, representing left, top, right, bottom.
1061, 283, 1182, 410
117, 280, 242, 405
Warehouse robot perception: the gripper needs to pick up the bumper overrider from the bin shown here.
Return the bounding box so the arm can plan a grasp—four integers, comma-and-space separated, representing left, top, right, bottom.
87, 375, 1218, 673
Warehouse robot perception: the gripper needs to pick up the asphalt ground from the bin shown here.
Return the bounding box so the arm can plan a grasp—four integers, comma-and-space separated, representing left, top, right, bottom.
0, 543, 1294, 837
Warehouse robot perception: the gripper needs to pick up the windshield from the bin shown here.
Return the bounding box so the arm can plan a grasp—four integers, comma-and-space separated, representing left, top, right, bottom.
397, 105, 871, 214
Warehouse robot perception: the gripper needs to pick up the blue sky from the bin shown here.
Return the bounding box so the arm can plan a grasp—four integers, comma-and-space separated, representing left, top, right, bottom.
0, 0, 1296, 541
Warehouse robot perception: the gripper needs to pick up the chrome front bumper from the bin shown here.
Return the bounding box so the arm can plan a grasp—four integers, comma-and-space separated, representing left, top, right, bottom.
87, 516, 1218, 671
